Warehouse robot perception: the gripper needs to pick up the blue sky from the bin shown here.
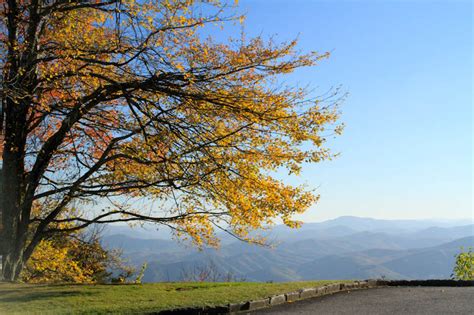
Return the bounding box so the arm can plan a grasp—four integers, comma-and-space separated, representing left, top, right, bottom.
232, 0, 472, 221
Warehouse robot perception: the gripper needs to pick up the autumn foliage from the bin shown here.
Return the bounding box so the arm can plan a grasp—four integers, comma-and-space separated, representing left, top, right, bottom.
452, 248, 474, 281
0, 0, 342, 281
21, 230, 125, 284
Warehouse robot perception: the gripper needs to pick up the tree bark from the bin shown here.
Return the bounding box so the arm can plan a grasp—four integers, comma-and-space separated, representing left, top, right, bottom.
0, 98, 29, 282
1, 246, 24, 282
0, 136, 28, 282
1, 162, 27, 282
0, 0, 35, 281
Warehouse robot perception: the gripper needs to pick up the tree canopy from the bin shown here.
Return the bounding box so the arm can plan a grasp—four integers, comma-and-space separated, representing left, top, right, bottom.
0, 0, 342, 281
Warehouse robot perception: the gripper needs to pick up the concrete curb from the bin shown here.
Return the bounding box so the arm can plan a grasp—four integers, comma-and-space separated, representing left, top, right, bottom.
157, 279, 473, 314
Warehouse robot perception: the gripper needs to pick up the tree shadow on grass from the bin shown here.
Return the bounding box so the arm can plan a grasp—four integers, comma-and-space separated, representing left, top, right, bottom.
0, 288, 94, 304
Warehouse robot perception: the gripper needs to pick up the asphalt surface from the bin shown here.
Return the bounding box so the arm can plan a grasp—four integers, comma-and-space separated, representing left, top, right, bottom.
255, 287, 474, 314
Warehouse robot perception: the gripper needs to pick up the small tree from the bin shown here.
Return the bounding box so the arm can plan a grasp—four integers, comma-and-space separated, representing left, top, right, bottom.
452, 247, 474, 281
180, 259, 244, 282
0, 0, 342, 281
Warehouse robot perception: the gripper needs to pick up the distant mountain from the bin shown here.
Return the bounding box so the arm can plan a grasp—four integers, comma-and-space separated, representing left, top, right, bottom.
297, 255, 406, 280
103, 234, 178, 252
409, 225, 474, 242
382, 237, 474, 279
102, 234, 189, 265
102, 224, 174, 240
294, 216, 472, 234
101, 216, 472, 241
100, 217, 474, 282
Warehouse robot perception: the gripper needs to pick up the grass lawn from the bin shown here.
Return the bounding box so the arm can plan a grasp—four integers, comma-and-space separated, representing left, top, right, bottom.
0, 280, 346, 314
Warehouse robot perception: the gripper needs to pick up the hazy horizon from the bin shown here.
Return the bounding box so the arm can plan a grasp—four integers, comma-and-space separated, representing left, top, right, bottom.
102, 215, 473, 232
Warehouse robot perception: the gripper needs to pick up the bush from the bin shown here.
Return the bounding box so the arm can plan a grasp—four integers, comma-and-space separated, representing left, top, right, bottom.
452, 247, 474, 280
21, 227, 134, 284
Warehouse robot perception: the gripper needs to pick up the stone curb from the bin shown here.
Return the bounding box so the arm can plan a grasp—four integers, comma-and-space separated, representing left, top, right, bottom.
156, 279, 473, 314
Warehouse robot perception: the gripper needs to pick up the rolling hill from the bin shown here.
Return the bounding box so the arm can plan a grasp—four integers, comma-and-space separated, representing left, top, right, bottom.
101, 216, 473, 282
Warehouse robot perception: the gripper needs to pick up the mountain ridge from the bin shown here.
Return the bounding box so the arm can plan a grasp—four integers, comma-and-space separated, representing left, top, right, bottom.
101, 216, 474, 282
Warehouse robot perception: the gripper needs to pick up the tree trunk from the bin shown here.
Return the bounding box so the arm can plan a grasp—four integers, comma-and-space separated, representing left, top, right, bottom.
0, 162, 27, 282
1, 247, 24, 282
0, 162, 28, 282
0, 0, 37, 282
0, 97, 29, 282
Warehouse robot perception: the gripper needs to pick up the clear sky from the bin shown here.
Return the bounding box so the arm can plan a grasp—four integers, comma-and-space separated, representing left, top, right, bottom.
233, 0, 472, 221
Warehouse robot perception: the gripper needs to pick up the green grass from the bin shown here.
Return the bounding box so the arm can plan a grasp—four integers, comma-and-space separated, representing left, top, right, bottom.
0, 280, 346, 314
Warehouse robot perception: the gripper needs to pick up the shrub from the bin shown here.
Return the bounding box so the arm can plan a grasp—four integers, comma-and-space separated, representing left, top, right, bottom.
452, 247, 474, 280
21, 227, 134, 284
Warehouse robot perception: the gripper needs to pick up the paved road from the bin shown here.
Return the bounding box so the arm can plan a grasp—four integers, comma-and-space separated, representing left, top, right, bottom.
255, 287, 474, 314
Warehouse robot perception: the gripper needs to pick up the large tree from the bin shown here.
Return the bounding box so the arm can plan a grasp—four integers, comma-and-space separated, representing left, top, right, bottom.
0, 0, 342, 281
